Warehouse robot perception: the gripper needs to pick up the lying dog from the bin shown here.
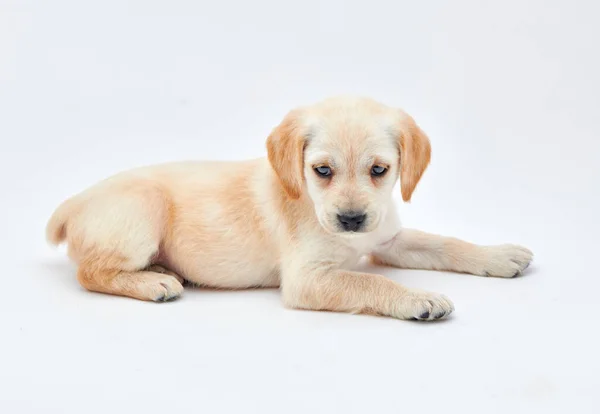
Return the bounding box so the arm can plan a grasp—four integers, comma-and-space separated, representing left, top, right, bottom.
46, 96, 532, 321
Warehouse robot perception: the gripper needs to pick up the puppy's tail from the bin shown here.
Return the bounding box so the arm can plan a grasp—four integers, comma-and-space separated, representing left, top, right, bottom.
46, 196, 80, 246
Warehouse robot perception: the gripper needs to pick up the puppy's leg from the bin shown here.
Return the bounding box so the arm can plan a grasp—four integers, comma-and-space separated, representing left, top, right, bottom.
372, 229, 533, 277
74, 237, 185, 302
78, 266, 184, 302
145, 264, 185, 285
64, 185, 183, 301
281, 268, 454, 321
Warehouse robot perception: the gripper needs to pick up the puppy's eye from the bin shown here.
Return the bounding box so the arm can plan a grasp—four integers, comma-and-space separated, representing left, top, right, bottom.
314, 166, 332, 177
371, 165, 387, 176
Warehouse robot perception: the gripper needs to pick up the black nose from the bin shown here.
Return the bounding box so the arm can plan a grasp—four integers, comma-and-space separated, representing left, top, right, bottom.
337, 212, 367, 232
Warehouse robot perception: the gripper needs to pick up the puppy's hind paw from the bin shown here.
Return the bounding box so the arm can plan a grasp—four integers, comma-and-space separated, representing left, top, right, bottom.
146, 264, 186, 285
135, 274, 184, 302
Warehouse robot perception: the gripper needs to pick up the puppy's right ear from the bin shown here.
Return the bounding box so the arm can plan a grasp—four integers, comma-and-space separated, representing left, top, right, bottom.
266, 110, 306, 199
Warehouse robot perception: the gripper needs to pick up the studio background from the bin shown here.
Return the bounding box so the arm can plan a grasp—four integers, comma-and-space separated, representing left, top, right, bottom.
1, 1, 599, 413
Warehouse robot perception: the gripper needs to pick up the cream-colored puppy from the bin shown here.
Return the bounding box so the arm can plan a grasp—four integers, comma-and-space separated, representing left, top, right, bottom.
46, 97, 532, 321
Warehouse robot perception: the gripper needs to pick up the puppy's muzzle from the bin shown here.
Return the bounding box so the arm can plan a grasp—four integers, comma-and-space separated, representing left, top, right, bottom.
337, 211, 367, 232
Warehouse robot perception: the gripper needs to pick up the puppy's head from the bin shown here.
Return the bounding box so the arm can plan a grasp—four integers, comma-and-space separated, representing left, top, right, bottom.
267, 97, 431, 235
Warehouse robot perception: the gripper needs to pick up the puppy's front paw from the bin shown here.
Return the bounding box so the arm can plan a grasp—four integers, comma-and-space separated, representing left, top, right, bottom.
481, 244, 533, 278
394, 290, 455, 321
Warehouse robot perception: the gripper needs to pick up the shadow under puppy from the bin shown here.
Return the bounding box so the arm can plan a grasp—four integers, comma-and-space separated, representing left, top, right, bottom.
46, 96, 532, 321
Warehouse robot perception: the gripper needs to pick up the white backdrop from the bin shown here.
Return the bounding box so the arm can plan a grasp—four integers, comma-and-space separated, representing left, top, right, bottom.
1, 1, 599, 413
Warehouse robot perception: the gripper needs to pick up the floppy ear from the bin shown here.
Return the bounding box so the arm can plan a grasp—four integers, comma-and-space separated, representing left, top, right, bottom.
266, 110, 306, 199
396, 110, 431, 202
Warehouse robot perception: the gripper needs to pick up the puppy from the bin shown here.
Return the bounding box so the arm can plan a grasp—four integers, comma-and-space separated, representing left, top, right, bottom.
46, 96, 532, 321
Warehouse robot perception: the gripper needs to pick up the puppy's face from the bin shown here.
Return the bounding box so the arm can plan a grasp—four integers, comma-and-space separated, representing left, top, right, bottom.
302, 119, 399, 234
267, 97, 431, 235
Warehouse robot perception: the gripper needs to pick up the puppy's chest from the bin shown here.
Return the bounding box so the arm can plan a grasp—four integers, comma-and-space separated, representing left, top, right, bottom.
337, 226, 399, 265
334, 234, 384, 267
345, 238, 377, 256
354, 224, 398, 251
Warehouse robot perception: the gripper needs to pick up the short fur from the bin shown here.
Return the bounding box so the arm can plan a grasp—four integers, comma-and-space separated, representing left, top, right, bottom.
46, 97, 532, 320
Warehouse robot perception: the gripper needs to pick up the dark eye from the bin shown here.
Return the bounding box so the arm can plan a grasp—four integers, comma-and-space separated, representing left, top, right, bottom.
371, 165, 387, 176
314, 166, 332, 177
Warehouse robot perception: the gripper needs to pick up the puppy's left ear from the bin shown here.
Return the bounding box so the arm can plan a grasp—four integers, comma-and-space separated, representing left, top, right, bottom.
395, 110, 431, 202
266, 110, 306, 199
